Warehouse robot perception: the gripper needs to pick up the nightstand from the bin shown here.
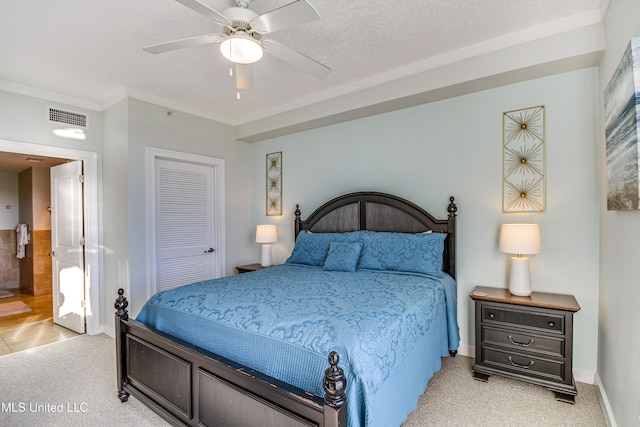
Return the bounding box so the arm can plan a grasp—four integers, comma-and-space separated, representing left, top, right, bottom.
470, 286, 580, 403
235, 263, 264, 274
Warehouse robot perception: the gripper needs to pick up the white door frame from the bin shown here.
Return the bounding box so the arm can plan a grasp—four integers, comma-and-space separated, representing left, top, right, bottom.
0, 138, 101, 335
145, 147, 226, 300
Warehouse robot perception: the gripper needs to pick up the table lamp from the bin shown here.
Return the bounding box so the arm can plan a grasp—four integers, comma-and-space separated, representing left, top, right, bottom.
256, 224, 277, 267
499, 224, 541, 296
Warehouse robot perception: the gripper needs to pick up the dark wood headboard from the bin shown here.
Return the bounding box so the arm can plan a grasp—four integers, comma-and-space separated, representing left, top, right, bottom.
294, 192, 458, 279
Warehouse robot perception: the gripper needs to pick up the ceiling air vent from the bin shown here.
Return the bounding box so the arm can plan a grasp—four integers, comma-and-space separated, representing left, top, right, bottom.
47, 107, 88, 129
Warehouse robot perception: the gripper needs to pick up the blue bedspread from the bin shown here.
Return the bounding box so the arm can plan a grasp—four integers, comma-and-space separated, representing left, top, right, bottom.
137, 264, 459, 427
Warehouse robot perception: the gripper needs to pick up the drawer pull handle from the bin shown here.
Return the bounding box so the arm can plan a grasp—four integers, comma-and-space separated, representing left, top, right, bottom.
508, 356, 534, 369
548, 321, 555, 327
488, 312, 495, 318
508, 335, 534, 346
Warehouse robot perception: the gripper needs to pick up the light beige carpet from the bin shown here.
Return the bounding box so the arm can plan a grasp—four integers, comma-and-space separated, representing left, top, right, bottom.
0, 334, 606, 426
403, 354, 606, 426
0, 334, 167, 426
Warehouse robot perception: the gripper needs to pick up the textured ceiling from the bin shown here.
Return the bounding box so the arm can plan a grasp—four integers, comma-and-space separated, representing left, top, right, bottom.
0, 1, 604, 128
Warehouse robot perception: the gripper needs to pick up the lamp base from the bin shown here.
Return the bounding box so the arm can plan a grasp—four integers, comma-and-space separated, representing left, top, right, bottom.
261, 244, 273, 268
509, 256, 532, 296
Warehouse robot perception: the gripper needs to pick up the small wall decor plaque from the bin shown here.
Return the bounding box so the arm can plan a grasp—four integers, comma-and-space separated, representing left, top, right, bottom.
503, 105, 545, 213
266, 151, 282, 216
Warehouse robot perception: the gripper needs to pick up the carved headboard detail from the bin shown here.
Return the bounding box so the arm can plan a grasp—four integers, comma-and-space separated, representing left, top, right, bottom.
294, 192, 457, 278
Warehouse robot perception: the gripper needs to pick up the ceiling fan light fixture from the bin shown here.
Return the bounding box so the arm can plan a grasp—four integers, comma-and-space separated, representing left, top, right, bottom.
220, 33, 263, 64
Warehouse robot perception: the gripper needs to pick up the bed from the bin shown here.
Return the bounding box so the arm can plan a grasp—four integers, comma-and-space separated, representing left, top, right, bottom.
115, 191, 459, 427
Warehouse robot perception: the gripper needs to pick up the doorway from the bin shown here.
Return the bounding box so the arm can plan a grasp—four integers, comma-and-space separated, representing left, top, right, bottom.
0, 139, 100, 354
0, 152, 76, 353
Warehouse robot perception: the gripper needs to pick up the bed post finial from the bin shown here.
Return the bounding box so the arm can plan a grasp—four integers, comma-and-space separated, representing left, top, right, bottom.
115, 288, 130, 403
447, 196, 457, 217
294, 204, 302, 237
115, 288, 129, 320
323, 351, 347, 408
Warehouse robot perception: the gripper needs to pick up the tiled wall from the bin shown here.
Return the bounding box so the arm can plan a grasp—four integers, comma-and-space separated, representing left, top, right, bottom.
33, 230, 52, 295
17, 229, 52, 296
0, 229, 20, 290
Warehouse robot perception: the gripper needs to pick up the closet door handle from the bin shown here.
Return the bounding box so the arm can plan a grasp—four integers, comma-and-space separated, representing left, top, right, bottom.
204, 248, 215, 253
47, 251, 56, 257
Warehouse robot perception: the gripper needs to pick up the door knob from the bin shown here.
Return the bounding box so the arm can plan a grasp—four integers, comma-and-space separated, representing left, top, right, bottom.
48, 251, 56, 257
204, 248, 215, 253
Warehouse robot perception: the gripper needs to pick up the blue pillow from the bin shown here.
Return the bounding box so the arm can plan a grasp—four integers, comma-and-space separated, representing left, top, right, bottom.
358, 231, 447, 276
323, 241, 363, 272
285, 231, 365, 266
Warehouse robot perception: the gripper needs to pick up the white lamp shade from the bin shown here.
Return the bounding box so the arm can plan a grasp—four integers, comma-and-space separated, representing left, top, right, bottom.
220, 33, 264, 64
256, 225, 277, 243
499, 224, 541, 255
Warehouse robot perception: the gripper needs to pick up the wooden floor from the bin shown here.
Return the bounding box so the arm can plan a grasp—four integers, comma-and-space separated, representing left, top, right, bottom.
0, 289, 79, 356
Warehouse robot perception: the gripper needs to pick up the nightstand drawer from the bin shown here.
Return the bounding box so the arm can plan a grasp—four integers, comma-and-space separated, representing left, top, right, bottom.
481, 347, 567, 383
481, 305, 564, 333
482, 326, 565, 358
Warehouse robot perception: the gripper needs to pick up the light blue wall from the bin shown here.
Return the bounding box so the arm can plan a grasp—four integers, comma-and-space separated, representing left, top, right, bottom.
251, 68, 600, 376
598, 0, 640, 425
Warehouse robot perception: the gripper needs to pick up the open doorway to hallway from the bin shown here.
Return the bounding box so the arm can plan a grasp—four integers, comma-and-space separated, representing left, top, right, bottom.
0, 151, 79, 353
0, 139, 102, 342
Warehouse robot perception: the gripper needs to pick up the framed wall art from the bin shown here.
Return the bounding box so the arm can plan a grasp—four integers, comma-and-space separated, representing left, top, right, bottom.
604, 36, 640, 211
502, 105, 545, 213
266, 151, 282, 216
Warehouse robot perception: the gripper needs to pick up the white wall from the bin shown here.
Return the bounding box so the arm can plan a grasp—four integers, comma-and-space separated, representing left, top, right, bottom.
101, 98, 254, 321
0, 92, 104, 332
0, 171, 18, 229
251, 68, 600, 376
598, 0, 640, 425
101, 98, 129, 330
0, 91, 102, 153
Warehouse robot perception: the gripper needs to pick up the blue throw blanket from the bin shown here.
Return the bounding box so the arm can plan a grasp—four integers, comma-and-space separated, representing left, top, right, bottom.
137, 264, 459, 426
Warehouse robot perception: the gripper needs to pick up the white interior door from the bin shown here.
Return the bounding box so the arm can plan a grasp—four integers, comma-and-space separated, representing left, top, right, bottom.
155, 159, 218, 292
50, 160, 85, 334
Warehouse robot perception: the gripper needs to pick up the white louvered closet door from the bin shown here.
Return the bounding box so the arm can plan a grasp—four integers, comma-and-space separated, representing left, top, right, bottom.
155, 159, 217, 291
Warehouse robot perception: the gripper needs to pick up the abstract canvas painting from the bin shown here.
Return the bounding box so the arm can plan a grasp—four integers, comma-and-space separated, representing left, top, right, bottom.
604, 36, 640, 210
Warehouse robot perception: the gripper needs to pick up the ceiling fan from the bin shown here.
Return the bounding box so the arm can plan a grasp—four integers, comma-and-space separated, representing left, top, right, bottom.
144, 0, 331, 90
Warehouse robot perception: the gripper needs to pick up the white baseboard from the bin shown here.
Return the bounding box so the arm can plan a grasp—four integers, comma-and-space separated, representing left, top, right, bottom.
102, 324, 116, 339
574, 368, 595, 385
457, 343, 473, 358
595, 372, 617, 427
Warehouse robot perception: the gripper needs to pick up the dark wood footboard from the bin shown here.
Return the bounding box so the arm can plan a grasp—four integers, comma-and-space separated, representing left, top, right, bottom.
115, 289, 347, 427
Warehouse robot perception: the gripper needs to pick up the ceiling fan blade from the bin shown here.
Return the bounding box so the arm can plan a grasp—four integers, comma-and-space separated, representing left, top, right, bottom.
251, 0, 320, 34
235, 64, 254, 89
143, 34, 223, 54
264, 39, 330, 79
173, 0, 230, 24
